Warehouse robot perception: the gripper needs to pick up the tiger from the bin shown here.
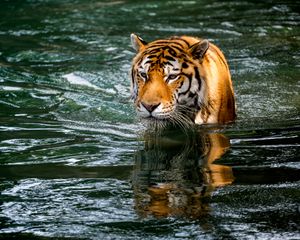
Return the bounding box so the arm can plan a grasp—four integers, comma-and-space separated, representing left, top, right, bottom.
130, 34, 236, 126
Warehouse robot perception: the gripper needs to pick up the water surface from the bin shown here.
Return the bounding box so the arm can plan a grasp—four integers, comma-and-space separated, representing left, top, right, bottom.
0, 0, 299, 239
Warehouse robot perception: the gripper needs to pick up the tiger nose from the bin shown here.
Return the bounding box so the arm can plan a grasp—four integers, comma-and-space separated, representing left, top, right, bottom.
141, 102, 160, 113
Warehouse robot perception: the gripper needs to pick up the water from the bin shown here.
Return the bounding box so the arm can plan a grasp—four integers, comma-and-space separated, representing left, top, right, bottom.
0, 0, 299, 239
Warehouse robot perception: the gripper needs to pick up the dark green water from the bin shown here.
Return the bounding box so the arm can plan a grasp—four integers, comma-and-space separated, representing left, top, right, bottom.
0, 0, 299, 239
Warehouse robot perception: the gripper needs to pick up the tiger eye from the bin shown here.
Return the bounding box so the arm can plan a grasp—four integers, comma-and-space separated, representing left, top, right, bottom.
168, 74, 178, 80
140, 72, 147, 79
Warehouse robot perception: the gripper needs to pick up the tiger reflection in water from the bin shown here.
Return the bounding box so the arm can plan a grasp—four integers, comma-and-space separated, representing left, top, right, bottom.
131, 128, 234, 219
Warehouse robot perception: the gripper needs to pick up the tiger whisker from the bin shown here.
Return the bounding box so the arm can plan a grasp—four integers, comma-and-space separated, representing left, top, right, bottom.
169, 110, 194, 134
176, 105, 198, 114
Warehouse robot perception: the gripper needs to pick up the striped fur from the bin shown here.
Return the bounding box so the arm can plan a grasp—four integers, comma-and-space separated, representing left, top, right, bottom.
130, 34, 236, 126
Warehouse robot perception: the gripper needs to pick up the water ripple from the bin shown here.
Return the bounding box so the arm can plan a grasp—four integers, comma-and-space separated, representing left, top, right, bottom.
0, 0, 299, 239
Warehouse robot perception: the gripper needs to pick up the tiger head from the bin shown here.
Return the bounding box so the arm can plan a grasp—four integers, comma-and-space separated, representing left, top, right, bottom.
130, 34, 210, 125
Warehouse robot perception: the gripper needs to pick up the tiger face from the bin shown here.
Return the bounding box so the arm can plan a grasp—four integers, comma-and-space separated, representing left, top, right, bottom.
130, 34, 236, 125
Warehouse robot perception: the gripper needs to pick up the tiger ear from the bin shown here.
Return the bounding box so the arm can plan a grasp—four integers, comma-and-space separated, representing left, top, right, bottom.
131, 33, 147, 52
189, 39, 209, 60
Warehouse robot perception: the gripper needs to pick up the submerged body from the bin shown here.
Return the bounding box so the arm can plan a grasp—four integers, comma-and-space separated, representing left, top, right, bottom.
130, 34, 236, 125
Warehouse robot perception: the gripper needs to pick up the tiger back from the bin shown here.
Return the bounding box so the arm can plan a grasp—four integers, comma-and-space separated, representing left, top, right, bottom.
130, 34, 236, 125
